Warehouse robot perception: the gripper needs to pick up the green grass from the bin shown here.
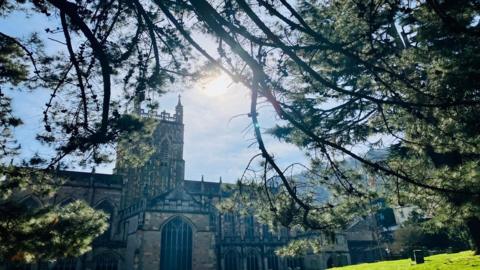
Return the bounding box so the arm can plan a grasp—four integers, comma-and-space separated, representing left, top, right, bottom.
331, 251, 480, 270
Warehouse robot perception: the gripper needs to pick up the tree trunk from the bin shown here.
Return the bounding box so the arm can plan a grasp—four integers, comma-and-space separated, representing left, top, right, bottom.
466, 216, 480, 255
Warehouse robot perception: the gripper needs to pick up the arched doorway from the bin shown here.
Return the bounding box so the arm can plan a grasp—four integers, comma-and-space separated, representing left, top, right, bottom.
160, 217, 193, 270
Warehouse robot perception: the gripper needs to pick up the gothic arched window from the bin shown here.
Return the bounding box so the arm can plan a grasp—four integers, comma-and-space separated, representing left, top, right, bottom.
224, 250, 240, 270
95, 200, 115, 241
160, 217, 192, 270
94, 253, 118, 270
245, 250, 260, 270
266, 250, 279, 270
159, 139, 171, 188
160, 139, 170, 160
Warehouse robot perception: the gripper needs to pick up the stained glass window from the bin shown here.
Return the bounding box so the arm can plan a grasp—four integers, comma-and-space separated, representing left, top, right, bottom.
160, 217, 192, 270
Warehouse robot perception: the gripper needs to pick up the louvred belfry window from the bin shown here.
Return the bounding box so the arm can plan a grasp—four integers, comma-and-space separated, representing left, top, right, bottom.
160, 217, 193, 270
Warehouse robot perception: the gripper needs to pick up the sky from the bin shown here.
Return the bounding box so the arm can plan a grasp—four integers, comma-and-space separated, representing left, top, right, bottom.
158, 78, 306, 182
0, 7, 307, 183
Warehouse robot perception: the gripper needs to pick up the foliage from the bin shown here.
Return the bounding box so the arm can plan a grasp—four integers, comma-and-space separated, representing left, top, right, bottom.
0, 198, 108, 263
0, 166, 108, 262
1, 0, 480, 260
115, 114, 157, 168
391, 224, 469, 257
1, 0, 191, 169
1, 0, 197, 261
330, 251, 480, 270
190, 0, 480, 254
0, 34, 25, 159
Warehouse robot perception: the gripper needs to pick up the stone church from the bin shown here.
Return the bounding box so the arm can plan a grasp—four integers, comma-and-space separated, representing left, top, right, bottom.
6, 98, 353, 270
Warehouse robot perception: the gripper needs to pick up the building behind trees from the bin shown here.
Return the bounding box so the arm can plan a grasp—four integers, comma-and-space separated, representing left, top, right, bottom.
2, 100, 354, 270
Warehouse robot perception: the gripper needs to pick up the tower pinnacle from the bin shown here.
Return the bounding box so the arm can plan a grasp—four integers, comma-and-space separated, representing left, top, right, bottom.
177, 94, 182, 107
175, 94, 183, 123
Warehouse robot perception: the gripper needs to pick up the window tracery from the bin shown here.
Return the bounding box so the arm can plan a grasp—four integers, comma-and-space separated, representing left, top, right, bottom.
160, 217, 192, 270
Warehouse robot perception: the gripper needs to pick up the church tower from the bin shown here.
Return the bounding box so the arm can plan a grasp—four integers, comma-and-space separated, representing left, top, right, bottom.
117, 96, 185, 207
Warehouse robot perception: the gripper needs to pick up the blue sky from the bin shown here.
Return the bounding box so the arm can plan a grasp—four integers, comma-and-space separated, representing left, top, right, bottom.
0, 8, 307, 183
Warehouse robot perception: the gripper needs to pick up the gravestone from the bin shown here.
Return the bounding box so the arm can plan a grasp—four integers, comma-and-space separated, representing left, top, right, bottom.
413, 250, 424, 264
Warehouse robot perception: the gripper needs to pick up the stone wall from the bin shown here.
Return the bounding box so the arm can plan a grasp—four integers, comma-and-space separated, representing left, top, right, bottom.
125, 211, 217, 270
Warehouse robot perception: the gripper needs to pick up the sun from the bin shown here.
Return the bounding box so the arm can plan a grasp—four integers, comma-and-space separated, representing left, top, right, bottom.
197, 72, 233, 97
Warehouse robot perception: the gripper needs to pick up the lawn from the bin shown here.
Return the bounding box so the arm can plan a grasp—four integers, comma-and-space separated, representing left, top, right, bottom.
330, 251, 480, 270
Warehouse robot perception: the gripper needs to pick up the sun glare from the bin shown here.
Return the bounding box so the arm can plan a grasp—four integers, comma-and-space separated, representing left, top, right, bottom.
197, 72, 233, 97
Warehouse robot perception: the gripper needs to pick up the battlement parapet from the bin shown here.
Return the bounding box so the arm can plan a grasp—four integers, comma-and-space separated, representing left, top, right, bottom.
139, 109, 179, 122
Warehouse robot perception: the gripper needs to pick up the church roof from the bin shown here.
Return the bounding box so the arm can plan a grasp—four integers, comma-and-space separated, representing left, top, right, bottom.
56, 170, 237, 196
148, 185, 205, 211
184, 180, 219, 195
162, 185, 195, 201
184, 180, 235, 196
57, 170, 123, 186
